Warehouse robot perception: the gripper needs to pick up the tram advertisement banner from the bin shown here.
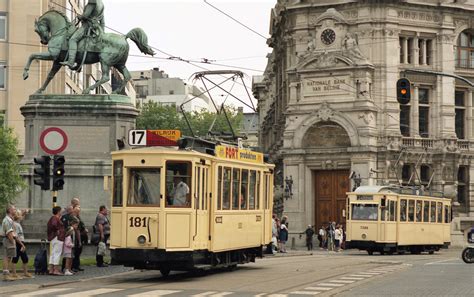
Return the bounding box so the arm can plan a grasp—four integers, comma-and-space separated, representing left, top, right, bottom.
215, 145, 263, 164
128, 130, 181, 146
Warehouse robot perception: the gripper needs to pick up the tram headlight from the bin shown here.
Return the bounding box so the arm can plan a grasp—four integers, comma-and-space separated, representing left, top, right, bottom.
362, 233, 367, 239
137, 235, 147, 245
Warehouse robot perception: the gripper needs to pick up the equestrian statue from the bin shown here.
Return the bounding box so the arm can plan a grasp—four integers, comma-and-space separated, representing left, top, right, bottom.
23, 0, 155, 95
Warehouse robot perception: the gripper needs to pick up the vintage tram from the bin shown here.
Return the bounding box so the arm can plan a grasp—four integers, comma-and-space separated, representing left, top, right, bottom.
345, 186, 451, 255
109, 140, 274, 275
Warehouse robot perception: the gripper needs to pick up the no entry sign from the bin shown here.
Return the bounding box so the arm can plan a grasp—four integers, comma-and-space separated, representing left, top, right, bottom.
39, 127, 68, 155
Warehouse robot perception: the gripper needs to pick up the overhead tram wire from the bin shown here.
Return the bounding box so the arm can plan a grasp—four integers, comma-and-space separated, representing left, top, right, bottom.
203, 0, 268, 41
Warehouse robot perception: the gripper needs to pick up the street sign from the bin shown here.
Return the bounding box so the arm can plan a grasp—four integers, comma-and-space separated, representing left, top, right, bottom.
39, 127, 68, 155
128, 130, 181, 147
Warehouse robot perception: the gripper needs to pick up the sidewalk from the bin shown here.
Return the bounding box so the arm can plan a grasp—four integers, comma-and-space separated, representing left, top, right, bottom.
1, 264, 134, 292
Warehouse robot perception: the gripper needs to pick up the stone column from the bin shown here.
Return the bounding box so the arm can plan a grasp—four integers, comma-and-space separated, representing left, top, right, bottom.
467, 90, 473, 139
402, 38, 408, 64
421, 39, 427, 65
411, 85, 420, 137
414, 36, 419, 66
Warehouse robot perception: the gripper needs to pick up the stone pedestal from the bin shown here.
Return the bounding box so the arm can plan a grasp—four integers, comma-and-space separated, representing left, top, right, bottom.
18, 94, 138, 238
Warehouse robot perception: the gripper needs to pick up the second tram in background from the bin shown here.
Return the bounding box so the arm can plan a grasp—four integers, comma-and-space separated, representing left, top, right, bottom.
345, 186, 451, 255
109, 137, 274, 276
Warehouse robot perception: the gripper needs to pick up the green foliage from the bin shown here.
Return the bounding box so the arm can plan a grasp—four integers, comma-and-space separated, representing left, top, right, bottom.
0, 128, 26, 209
136, 102, 243, 138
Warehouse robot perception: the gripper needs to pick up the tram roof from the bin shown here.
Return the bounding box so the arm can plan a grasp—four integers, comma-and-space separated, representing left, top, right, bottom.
353, 186, 396, 194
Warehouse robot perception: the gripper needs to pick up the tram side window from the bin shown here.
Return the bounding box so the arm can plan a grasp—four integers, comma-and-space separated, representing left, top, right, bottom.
223, 167, 231, 210
232, 168, 240, 210
415, 200, 422, 222
113, 160, 123, 207
195, 167, 201, 210
389, 201, 396, 221
351, 204, 378, 220
217, 167, 223, 210
241, 169, 249, 210
128, 168, 161, 206
444, 205, 451, 223
430, 201, 436, 222
408, 200, 415, 222
400, 199, 407, 221
423, 201, 429, 222
165, 162, 191, 207
437, 202, 442, 223
256, 172, 261, 209
249, 170, 257, 209
202, 168, 207, 210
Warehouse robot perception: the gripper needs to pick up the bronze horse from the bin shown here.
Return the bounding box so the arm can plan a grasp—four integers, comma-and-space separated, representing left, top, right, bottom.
23, 10, 155, 94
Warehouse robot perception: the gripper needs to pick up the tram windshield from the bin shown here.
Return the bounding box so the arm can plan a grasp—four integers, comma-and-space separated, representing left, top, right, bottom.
128, 169, 161, 206
351, 204, 378, 221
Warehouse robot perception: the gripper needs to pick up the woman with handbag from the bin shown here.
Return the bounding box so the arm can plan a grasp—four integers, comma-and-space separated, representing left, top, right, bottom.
94, 205, 110, 267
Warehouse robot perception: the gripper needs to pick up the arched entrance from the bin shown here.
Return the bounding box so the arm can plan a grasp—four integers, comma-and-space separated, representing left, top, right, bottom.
303, 121, 351, 230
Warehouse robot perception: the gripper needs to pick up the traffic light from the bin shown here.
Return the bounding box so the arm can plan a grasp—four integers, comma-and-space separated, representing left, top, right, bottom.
397, 78, 411, 104
52, 155, 65, 191
34, 156, 50, 190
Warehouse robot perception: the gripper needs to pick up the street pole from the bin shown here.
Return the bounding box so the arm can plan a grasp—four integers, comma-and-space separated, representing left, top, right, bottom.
52, 190, 58, 208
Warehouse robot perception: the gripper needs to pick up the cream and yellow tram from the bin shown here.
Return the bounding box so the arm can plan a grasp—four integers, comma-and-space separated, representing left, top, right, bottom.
109, 143, 274, 275
345, 186, 451, 255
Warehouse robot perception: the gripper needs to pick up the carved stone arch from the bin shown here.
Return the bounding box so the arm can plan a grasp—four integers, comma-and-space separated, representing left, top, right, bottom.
454, 24, 470, 43
300, 53, 354, 70
301, 121, 351, 148
293, 106, 360, 149
314, 8, 348, 25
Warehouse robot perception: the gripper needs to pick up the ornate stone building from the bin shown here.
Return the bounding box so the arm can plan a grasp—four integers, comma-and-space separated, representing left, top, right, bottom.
253, 0, 474, 245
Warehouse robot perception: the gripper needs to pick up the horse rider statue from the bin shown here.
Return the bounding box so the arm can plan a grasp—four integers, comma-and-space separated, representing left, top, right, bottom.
61, 0, 105, 69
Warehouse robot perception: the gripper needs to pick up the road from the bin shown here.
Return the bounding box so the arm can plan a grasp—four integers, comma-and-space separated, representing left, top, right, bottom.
2, 248, 472, 296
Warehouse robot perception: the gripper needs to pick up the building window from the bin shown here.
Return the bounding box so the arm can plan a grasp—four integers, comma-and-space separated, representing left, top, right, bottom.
457, 30, 474, 68
419, 88, 430, 137
458, 166, 469, 211
0, 111, 4, 127
400, 104, 411, 137
420, 165, 431, 186
0, 15, 7, 41
0, 62, 5, 89
455, 91, 466, 139
402, 164, 413, 185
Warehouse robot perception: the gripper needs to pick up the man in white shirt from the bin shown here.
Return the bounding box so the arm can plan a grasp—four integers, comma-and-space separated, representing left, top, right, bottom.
169, 176, 190, 206
2, 205, 17, 281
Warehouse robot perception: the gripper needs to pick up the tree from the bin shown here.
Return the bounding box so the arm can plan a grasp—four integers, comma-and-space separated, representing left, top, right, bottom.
0, 128, 26, 209
136, 102, 243, 138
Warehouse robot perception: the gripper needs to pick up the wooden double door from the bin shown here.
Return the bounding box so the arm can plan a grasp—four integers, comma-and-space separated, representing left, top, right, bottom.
314, 170, 349, 229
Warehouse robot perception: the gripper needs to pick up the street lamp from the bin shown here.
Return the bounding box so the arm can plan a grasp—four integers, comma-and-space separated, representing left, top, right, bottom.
284, 175, 293, 200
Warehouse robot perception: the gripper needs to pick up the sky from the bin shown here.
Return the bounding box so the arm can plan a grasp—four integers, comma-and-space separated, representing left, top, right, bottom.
102, 0, 276, 110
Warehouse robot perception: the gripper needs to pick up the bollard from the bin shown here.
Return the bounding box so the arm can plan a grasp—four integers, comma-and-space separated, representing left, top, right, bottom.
291, 237, 296, 250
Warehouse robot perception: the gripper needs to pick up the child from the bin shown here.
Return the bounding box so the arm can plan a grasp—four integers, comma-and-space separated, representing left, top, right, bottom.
12, 210, 32, 279
63, 226, 75, 276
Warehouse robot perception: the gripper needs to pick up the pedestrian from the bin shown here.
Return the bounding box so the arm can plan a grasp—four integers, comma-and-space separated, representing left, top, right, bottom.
94, 205, 110, 267
279, 216, 288, 253
71, 203, 86, 272
334, 224, 342, 252
47, 206, 65, 275
318, 225, 325, 249
271, 214, 278, 253
2, 205, 18, 281
63, 226, 75, 276
327, 222, 336, 252
305, 225, 315, 251
11, 210, 33, 279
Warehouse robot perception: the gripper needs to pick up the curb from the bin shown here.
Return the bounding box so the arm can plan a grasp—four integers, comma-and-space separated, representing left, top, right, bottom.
39, 269, 137, 288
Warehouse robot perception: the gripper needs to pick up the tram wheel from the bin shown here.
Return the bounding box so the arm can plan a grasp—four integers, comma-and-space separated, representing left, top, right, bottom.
428, 250, 435, 255
367, 250, 374, 255
380, 251, 385, 255
160, 268, 171, 277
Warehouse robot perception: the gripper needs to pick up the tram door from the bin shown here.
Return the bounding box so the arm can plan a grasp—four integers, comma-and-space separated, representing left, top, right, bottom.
263, 172, 273, 244
194, 165, 210, 250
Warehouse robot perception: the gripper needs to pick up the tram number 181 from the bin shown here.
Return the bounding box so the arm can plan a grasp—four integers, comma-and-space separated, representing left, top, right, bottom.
129, 216, 148, 227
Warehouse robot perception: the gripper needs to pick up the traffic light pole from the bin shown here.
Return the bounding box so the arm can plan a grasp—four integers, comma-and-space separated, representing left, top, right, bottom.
404, 69, 474, 87
52, 190, 58, 208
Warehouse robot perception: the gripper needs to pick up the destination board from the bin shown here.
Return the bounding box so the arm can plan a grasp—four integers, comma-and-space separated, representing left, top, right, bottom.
128, 130, 181, 146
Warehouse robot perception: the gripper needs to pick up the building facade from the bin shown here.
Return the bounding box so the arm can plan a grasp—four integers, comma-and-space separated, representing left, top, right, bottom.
132, 68, 215, 112
254, 0, 474, 245
0, 0, 135, 153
